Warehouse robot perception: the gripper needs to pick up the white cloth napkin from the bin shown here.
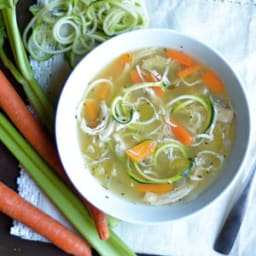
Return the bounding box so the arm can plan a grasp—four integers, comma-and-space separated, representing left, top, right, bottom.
11, 1, 256, 255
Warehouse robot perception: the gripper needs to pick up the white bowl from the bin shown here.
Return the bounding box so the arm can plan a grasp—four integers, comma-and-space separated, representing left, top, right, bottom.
55, 28, 250, 224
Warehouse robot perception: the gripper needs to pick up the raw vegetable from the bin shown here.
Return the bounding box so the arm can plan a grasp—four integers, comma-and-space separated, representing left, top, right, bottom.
23, 0, 149, 66
0, 70, 109, 240
0, 181, 92, 256
126, 140, 156, 163
0, 112, 136, 256
1, 1, 112, 240
0, 70, 62, 173
0, 2, 54, 133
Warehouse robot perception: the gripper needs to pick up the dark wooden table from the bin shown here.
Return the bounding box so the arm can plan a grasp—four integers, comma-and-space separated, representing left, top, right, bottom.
0, 1, 157, 255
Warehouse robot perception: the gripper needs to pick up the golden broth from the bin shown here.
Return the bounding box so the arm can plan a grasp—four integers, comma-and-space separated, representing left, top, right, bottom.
77, 48, 235, 205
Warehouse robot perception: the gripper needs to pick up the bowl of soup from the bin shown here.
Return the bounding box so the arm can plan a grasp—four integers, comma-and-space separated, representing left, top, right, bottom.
56, 28, 250, 223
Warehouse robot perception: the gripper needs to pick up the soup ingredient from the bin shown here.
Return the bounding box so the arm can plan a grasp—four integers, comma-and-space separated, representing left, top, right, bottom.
0, 71, 109, 240
0, 4, 54, 133
177, 64, 201, 78
0, 181, 92, 256
169, 119, 194, 146
128, 141, 193, 184
202, 70, 225, 92
136, 183, 174, 193
0, 70, 62, 173
114, 53, 133, 72
77, 48, 235, 205
84, 100, 99, 128
126, 140, 156, 163
130, 68, 143, 83
0, 113, 136, 256
166, 49, 195, 66
23, 0, 149, 66
97, 82, 111, 101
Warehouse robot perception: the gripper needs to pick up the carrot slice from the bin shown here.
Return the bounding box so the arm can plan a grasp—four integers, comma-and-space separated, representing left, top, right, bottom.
151, 86, 165, 97
177, 64, 201, 78
126, 140, 156, 163
202, 70, 224, 92
130, 68, 143, 83
84, 100, 98, 128
145, 74, 165, 97
0, 71, 109, 240
166, 49, 195, 66
97, 82, 110, 101
137, 183, 174, 193
114, 53, 132, 72
0, 181, 92, 256
169, 119, 193, 146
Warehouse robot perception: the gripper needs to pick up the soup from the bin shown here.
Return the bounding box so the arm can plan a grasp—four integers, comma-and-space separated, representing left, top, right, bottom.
76, 47, 235, 205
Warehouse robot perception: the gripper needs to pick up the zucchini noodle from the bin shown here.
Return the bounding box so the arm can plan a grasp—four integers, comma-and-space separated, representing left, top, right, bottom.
23, 0, 149, 66
189, 150, 224, 181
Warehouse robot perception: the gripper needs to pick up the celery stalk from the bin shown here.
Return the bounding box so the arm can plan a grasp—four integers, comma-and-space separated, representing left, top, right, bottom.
0, 112, 137, 256
0, 1, 54, 133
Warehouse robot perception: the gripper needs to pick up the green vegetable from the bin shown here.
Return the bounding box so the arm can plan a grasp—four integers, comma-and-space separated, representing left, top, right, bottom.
0, 112, 136, 256
0, 1, 54, 133
123, 81, 167, 99
111, 96, 134, 124
128, 141, 193, 184
168, 94, 215, 133
23, 0, 149, 66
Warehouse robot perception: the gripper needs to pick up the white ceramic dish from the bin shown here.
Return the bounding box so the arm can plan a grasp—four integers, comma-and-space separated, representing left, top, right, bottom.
55, 28, 250, 224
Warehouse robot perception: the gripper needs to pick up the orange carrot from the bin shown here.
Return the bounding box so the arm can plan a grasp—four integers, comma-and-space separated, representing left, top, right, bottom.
202, 70, 225, 92
96, 82, 110, 101
137, 183, 174, 193
166, 49, 195, 66
177, 64, 201, 78
126, 140, 156, 163
0, 70, 62, 173
130, 70, 165, 97
0, 70, 109, 240
114, 53, 132, 72
169, 119, 194, 146
84, 100, 98, 128
0, 181, 91, 256
130, 68, 142, 83
144, 74, 165, 97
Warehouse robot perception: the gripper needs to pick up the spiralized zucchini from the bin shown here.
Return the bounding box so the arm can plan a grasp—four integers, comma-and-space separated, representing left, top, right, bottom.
23, 0, 149, 66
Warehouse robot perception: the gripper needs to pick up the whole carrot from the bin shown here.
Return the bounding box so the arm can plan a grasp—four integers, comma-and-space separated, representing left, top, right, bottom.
0, 70, 63, 174
0, 181, 91, 256
0, 70, 109, 240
